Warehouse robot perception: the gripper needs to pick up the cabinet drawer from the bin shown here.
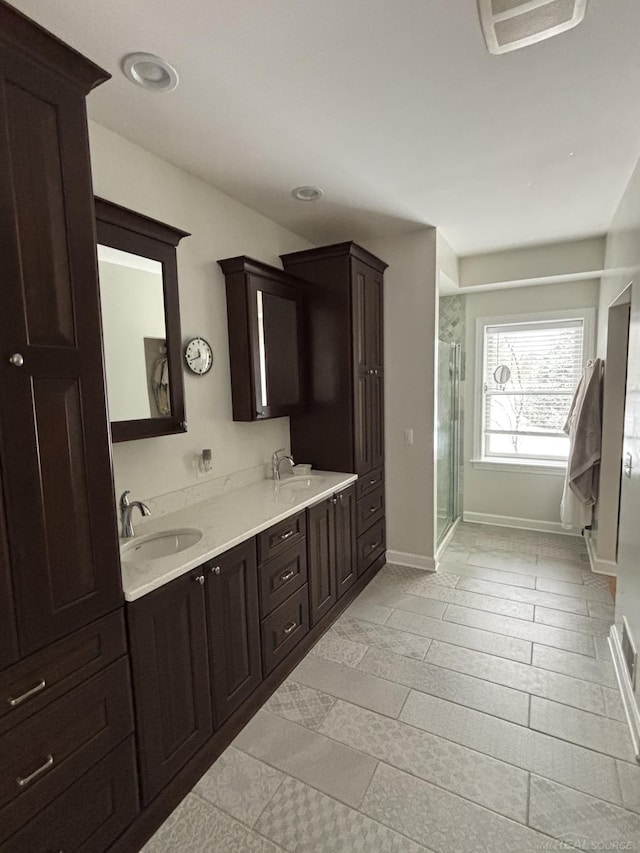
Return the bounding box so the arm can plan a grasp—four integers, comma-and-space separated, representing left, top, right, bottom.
259, 539, 308, 618
258, 511, 306, 563
261, 585, 310, 675
357, 518, 386, 577
356, 467, 384, 501
356, 486, 385, 535
0, 657, 134, 844
2, 736, 139, 853
0, 610, 126, 736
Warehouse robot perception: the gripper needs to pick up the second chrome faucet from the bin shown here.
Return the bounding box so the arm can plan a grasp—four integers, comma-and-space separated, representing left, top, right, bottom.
120, 490, 151, 538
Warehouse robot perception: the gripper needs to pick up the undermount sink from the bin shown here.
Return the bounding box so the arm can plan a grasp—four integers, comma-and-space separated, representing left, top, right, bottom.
120, 528, 203, 562
276, 474, 325, 490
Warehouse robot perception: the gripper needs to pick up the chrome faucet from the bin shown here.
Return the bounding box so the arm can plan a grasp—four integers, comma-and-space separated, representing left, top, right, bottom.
120, 491, 151, 538
271, 448, 295, 481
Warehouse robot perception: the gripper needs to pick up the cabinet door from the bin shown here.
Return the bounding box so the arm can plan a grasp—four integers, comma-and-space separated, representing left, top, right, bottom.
334, 486, 357, 598
0, 464, 18, 670
352, 259, 383, 372
370, 375, 385, 471
0, 45, 121, 658
307, 498, 337, 626
206, 539, 262, 726
354, 373, 372, 475
127, 571, 213, 806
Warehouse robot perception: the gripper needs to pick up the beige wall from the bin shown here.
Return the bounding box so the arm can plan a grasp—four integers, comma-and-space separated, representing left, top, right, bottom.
89, 122, 312, 505
364, 229, 438, 567
463, 280, 600, 527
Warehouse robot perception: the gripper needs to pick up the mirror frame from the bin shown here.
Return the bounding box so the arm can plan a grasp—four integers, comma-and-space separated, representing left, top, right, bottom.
95, 197, 190, 443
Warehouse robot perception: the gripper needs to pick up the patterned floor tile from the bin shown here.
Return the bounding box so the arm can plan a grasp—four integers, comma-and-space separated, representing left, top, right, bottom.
358, 645, 530, 724
531, 644, 617, 688
536, 576, 613, 604
617, 760, 640, 814
400, 690, 622, 805
427, 641, 605, 714
386, 609, 532, 662
582, 571, 613, 590
534, 606, 612, 637
360, 763, 549, 853
255, 775, 426, 853
530, 696, 636, 762
310, 631, 368, 668
264, 681, 336, 730
456, 576, 589, 615
443, 604, 595, 656
290, 654, 409, 718
233, 710, 377, 807
142, 793, 283, 852
331, 617, 432, 660
318, 700, 529, 822
194, 747, 284, 827
439, 559, 537, 589
529, 775, 640, 847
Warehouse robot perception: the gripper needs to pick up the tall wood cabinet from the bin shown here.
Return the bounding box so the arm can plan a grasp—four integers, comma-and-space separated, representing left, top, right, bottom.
281, 243, 387, 577
0, 6, 137, 851
0, 3, 123, 666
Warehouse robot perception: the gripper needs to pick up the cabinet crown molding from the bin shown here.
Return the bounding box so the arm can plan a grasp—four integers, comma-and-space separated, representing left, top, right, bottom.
281, 241, 388, 273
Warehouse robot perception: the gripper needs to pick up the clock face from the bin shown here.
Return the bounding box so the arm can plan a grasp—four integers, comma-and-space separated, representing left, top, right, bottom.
184, 337, 213, 375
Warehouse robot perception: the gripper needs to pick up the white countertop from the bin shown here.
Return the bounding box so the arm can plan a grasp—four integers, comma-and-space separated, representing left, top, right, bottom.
121, 471, 357, 602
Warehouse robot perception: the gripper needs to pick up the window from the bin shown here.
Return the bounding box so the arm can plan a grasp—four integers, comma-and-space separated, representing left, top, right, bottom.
475, 309, 594, 469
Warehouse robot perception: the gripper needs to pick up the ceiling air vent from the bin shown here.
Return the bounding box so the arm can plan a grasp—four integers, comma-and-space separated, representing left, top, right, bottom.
478, 0, 588, 54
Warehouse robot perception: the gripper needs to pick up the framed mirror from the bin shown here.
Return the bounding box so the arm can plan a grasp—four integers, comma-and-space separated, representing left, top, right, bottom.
95, 198, 190, 442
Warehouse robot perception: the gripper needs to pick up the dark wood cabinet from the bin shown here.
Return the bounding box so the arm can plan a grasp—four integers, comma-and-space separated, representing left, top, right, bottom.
0, 4, 121, 664
219, 256, 307, 421
281, 243, 387, 577
127, 570, 213, 806
206, 539, 262, 725
308, 499, 337, 626
335, 485, 357, 596
308, 484, 357, 624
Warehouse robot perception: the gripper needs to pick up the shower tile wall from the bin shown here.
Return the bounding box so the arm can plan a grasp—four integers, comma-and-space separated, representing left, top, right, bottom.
439, 295, 465, 524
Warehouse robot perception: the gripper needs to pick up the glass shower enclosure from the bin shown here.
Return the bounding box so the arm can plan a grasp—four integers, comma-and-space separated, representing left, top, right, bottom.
436, 340, 461, 547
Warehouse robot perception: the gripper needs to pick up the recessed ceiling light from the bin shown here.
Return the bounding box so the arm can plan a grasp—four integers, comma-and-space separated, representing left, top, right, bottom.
121, 53, 179, 93
569, 151, 575, 157
291, 186, 324, 202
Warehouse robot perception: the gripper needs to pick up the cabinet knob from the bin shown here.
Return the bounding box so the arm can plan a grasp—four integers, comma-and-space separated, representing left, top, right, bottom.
194, 573, 205, 585
210, 566, 221, 575
9, 353, 24, 367
331, 496, 337, 505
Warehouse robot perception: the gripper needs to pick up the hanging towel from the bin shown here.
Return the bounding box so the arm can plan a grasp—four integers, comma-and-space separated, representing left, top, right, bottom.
151, 356, 171, 416
560, 358, 603, 528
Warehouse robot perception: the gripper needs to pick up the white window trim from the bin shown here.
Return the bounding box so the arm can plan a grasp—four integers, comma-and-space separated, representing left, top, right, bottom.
472, 307, 595, 474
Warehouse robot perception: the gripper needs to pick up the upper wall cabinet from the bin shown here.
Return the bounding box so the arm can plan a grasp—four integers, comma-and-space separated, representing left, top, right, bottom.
95, 198, 190, 442
219, 256, 306, 421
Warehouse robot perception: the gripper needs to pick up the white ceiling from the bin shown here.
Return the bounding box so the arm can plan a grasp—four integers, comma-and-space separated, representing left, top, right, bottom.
11, 0, 640, 255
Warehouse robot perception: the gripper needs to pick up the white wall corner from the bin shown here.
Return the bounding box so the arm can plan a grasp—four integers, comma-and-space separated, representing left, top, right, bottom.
609, 625, 640, 762
386, 549, 436, 572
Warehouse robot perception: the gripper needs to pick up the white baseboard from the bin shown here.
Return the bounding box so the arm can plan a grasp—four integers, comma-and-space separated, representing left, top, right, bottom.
386, 549, 436, 572
462, 511, 581, 537
609, 625, 640, 762
584, 529, 617, 577
435, 517, 460, 561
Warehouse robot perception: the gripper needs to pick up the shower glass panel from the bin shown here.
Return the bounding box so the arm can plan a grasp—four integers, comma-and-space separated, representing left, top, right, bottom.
436, 340, 460, 546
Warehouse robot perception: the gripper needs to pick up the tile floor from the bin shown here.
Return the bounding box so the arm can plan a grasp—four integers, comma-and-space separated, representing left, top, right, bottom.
143, 523, 640, 852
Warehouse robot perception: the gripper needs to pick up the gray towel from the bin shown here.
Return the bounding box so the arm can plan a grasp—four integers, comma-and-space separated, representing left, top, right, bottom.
563, 359, 602, 505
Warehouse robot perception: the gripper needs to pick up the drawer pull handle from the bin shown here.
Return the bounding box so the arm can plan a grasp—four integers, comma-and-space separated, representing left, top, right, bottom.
369, 506, 377, 513
280, 569, 296, 582
283, 621, 297, 635
369, 478, 377, 486
279, 530, 295, 541
16, 754, 54, 788
369, 541, 380, 550
8, 678, 46, 707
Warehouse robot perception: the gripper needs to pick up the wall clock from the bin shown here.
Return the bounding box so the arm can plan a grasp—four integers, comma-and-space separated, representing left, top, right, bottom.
184, 337, 213, 375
